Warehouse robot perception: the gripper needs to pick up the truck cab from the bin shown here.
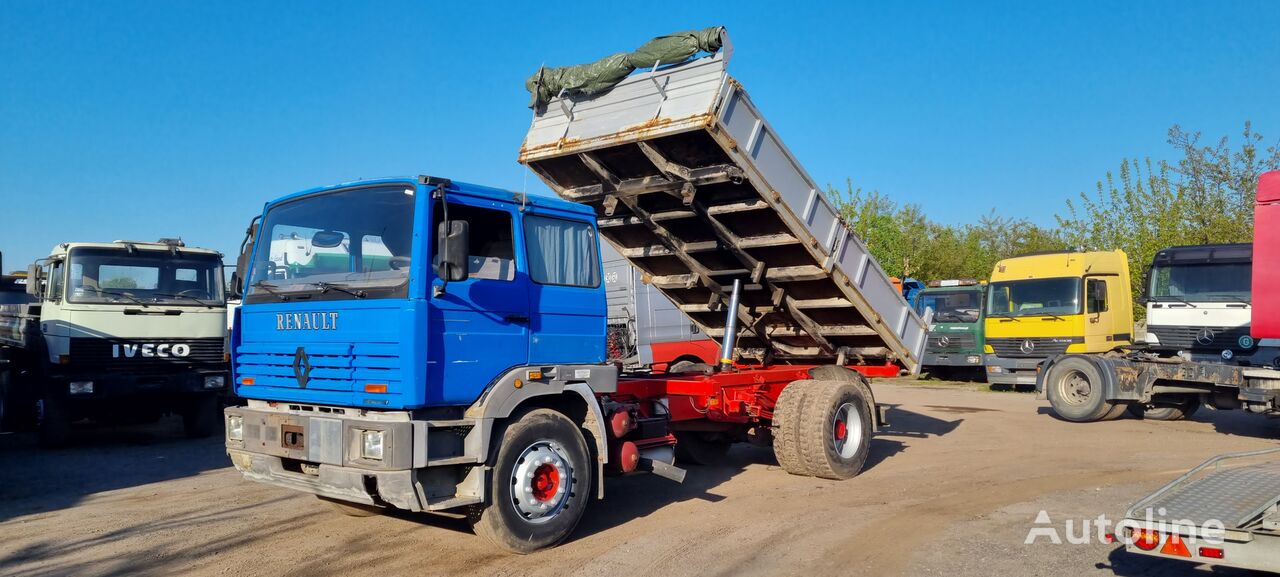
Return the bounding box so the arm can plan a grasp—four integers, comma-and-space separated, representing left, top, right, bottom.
983, 250, 1133, 387
1143, 243, 1275, 365
914, 280, 986, 377
0, 240, 229, 444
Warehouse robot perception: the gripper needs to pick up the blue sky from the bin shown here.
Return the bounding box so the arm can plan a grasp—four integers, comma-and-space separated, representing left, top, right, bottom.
3, 1, 1277, 271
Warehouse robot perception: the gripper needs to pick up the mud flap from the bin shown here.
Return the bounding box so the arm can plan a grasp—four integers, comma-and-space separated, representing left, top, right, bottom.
875, 403, 889, 428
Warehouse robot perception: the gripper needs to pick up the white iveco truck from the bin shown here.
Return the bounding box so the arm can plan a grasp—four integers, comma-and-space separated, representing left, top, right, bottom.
0, 239, 229, 446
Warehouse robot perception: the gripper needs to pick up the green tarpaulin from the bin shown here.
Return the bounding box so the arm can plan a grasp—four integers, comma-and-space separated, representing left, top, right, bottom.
526, 26, 725, 109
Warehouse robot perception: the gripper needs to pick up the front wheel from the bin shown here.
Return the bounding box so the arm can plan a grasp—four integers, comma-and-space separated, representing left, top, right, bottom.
469, 408, 592, 553
1045, 357, 1118, 422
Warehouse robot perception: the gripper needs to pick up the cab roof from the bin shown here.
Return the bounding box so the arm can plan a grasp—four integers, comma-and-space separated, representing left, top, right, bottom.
47, 240, 221, 258
269, 175, 595, 218
990, 250, 1127, 281
1152, 243, 1251, 265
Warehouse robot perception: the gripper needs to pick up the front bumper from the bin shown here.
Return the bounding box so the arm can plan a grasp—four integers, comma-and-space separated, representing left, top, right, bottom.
922, 351, 984, 367
224, 403, 433, 511
53, 367, 228, 401
983, 355, 1041, 386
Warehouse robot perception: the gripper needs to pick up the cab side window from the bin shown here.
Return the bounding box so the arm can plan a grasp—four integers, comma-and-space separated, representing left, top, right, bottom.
524, 215, 599, 287
432, 203, 515, 281
1086, 278, 1108, 313
48, 261, 64, 301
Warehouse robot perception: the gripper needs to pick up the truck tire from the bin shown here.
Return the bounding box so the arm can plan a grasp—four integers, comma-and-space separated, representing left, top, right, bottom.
673, 431, 731, 466
38, 394, 72, 449
0, 368, 9, 431
470, 408, 592, 553
182, 395, 220, 438
796, 379, 874, 480
1128, 396, 1201, 421
316, 496, 384, 517
1045, 357, 1118, 422
771, 379, 812, 476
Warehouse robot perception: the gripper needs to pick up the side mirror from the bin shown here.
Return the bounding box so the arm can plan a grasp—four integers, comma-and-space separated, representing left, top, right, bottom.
25, 264, 41, 296
228, 272, 243, 300
435, 220, 470, 283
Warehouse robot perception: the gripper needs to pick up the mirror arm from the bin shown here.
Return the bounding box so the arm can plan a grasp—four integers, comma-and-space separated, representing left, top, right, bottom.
432, 182, 451, 297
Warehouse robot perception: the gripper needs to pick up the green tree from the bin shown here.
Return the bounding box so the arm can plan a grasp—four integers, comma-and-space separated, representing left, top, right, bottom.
101, 277, 138, 289
1057, 122, 1280, 318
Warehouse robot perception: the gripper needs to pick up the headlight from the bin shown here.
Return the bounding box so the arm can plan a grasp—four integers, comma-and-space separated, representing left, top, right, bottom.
69, 381, 94, 395
361, 429, 385, 460
967, 355, 982, 364
204, 375, 226, 389
226, 415, 244, 441
986, 366, 1004, 373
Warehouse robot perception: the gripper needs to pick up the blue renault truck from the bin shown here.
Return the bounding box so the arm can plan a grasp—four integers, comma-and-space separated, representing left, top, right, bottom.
224, 29, 929, 553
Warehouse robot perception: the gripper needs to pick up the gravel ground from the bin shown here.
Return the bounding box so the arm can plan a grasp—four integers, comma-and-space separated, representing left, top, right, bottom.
1, 379, 1276, 577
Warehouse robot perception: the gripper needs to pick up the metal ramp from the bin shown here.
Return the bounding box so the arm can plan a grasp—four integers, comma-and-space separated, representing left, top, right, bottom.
1128, 449, 1280, 530
519, 31, 929, 371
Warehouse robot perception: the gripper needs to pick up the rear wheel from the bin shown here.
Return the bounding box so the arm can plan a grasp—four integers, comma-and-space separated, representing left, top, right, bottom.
673, 431, 731, 466
470, 408, 592, 553
1128, 396, 1201, 421
1046, 357, 1117, 422
317, 496, 384, 517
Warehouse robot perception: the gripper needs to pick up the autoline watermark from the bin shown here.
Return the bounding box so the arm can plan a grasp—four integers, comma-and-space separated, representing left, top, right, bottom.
1024, 508, 1226, 546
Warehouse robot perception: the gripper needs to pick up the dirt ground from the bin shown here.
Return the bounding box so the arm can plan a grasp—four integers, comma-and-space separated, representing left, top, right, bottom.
2, 380, 1277, 577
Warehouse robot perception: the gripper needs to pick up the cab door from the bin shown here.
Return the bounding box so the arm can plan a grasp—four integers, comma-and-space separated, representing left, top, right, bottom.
427, 198, 530, 405
1082, 275, 1117, 352
521, 211, 606, 364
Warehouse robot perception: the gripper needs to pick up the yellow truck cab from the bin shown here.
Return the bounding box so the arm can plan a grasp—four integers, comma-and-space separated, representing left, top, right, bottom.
983, 250, 1133, 387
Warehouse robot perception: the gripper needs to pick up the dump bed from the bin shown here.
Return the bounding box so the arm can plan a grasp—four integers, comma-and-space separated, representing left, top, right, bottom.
519, 39, 929, 371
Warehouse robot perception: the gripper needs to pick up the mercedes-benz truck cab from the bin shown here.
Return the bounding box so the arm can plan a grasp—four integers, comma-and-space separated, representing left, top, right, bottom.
1143, 243, 1276, 366
914, 280, 986, 378
983, 250, 1133, 387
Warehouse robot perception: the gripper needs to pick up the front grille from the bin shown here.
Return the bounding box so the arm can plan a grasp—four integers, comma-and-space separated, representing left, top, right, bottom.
235, 342, 401, 392
988, 337, 1078, 358
1147, 325, 1252, 351
69, 337, 225, 371
926, 332, 976, 353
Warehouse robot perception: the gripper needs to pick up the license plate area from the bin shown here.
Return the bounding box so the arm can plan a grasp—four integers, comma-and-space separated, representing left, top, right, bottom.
281, 424, 305, 450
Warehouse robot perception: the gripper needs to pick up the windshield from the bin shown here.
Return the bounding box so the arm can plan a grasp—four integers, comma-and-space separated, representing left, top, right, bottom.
66, 248, 224, 305
1148, 263, 1251, 302
987, 277, 1081, 317
245, 184, 416, 303
916, 290, 982, 323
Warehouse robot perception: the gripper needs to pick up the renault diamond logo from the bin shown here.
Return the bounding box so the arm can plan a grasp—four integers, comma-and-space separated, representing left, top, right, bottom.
292, 347, 312, 388
1195, 328, 1216, 346
1020, 339, 1036, 354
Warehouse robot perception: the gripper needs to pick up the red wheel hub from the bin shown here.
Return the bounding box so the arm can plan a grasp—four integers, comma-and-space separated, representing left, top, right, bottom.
530, 463, 560, 502
834, 419, 847, 441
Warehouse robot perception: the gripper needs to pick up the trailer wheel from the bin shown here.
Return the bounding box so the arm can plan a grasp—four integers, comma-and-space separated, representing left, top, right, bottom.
1128, 396, 1201, 421
37, 394, 72, 449
1046, 357, 1117, 422
470, 408, 591, 553
316, 496, 384, 517
771, 379, 812, 476
182, 394, 220, 438
796, 379, 874, 480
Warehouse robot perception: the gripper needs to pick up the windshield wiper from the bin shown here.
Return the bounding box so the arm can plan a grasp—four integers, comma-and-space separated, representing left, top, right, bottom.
97, 289, 149, 307
151, 292, 216, 307
1155, 295, 1197, 308
313, 282, 366, 298
252, 281, 289, 301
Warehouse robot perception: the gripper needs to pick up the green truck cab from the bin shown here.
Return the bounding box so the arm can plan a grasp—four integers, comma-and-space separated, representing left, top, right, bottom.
914, 280, 986, 378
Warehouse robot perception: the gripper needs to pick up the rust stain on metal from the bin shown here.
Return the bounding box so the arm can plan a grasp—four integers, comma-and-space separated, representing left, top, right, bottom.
1114, 365, 1141, 392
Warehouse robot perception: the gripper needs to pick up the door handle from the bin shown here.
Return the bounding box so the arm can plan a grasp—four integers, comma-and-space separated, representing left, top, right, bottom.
505, 314, 530, 324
